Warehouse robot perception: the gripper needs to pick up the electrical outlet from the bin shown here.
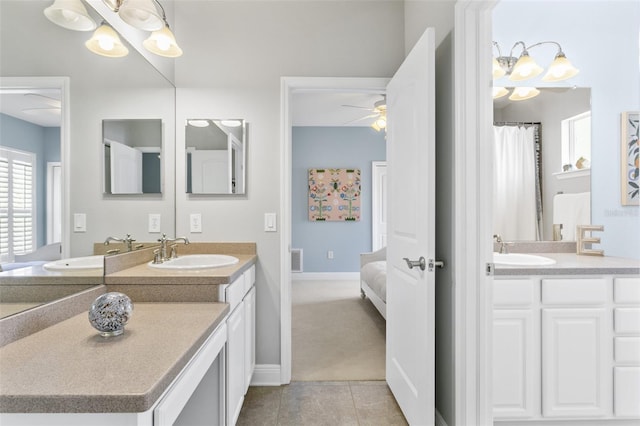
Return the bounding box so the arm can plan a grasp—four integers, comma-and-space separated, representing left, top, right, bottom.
327, 250, 334, 259
148, 214, 161, 233
190, 213, 202, 233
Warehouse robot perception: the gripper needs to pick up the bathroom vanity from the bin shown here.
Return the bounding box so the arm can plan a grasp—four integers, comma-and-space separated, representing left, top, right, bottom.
0, 243, 257, 426
492, 253, 640, 425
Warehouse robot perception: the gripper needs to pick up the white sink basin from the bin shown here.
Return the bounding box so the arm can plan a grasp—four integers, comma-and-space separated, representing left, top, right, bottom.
493, 252, 556, 266
148, 254, 239, 270
43, 255, 104, 272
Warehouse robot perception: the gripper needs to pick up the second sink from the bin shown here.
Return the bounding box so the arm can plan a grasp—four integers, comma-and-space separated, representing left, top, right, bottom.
148, 254, 239, 270
493, 253, 556, 266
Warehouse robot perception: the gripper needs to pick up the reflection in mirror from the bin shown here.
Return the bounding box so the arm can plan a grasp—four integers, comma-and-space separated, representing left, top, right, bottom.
493, 87, 591, 241
185, 119, 246, 194
103, 119, 163, 194
0, 88, 62, 264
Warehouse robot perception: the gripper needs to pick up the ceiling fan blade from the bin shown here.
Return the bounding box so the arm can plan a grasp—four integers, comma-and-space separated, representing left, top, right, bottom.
341, 104, 374, 111
343, 114, 378, 125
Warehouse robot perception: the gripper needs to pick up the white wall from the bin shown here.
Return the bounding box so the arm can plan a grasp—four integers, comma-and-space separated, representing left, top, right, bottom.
174, 1, 406, 367
494, 0, 640, 258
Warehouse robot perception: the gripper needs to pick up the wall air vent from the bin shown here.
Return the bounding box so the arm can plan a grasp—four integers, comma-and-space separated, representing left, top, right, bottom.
291, 248, 303, 273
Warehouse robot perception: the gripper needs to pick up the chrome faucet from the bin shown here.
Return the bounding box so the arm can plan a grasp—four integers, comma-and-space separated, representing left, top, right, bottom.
158, 234, 190, 261
493, 234, 513, 254
104, 234, 136, 252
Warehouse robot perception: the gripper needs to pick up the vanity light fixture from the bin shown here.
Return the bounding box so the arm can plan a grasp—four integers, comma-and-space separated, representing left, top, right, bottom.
508, 86, 540, 102
188, 119, 210, 127
102, 0, 163, 31
220, 120, 243, 128
143, 23, 183, 58
493, 40, 579, 82
44, 0, 97, 31
85, 21, 129, 57
492, 87, 509, 99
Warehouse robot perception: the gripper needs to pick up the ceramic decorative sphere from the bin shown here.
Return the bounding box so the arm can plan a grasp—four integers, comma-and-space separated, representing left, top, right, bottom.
88, 292, 133, 337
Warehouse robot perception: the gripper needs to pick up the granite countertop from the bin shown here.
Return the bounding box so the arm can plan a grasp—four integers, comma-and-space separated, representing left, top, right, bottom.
0, 264, 103, 285
0, 302, 229, 413
104, 254, 257, 285
494, 253, 640, 276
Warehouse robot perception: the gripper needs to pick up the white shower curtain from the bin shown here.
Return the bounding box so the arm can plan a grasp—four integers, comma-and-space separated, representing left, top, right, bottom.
493, 125, 537, 241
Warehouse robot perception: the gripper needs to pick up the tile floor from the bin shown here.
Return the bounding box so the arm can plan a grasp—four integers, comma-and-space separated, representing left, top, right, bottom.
236, 381, 407, 426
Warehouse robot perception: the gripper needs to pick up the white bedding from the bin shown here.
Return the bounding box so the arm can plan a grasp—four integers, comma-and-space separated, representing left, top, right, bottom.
360, 260, 387, 302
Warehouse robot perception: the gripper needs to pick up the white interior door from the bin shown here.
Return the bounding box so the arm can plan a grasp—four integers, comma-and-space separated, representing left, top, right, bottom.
191, 150, 229, 194
110, 141, 142, 194
385, 28, 436, 425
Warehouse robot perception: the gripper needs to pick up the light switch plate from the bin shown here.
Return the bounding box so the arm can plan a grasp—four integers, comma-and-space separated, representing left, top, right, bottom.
190, 213, 202, 233
264, 213, 277, 232
73, 213, 86, 232
148, 214, 161, 233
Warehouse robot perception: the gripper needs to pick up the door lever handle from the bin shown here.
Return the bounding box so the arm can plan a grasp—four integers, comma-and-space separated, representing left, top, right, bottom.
403, 257, 426, 271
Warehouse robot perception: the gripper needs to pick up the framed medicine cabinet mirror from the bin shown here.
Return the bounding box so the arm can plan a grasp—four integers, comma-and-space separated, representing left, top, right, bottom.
185, 119, 247, 195
103, 119, 163, 195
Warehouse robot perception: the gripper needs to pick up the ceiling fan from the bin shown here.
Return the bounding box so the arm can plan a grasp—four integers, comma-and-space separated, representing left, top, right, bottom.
342, 96, 387, 131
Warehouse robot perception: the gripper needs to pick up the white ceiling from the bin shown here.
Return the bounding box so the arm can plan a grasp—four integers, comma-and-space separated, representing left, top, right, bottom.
292, 91, 385, 127
0, 88, 62, 127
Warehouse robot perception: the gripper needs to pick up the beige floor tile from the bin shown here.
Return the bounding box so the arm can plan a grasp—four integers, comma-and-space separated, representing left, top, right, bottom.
277, 382, 359, 426
236, 386, 283, 426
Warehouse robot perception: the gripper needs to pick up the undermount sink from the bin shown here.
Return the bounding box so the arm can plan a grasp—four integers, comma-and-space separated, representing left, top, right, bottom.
43, 255, 104, 272
148, 254, 239, 270
493, 252, 556, 266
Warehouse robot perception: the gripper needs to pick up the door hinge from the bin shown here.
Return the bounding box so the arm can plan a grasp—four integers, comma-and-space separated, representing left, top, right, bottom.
486, 262, 495, 276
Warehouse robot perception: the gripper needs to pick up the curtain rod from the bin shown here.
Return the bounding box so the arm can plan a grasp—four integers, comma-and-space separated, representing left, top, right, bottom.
493, 121, 541, 126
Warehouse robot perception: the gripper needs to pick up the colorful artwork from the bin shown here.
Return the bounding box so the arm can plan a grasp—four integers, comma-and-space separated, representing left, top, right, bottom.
308, 168, 361, 221
622, 111, 640, 206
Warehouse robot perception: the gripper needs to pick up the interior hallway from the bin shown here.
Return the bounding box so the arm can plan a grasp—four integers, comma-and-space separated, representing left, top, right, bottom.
237, 280, 406, 425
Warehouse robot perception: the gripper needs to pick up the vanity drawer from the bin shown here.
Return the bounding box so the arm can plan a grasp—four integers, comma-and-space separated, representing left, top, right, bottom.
493, 279, 536, 307
244, 264, 256, 294
614, 278, 640, 304
542, 278, 607, 305
225, 274, 246, 312
615, 337, 640, 363
615, 308, 640, 334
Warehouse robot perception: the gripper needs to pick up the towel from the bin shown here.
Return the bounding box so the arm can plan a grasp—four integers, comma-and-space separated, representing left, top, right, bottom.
552, 192, 591, 241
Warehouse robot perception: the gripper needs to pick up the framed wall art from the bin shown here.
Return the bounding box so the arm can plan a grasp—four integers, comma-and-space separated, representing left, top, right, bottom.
621, 111, 639, 206
308, 168, 361, 221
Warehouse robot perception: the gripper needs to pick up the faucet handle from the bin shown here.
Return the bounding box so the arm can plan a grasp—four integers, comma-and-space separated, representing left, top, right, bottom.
152, 249, 163, 264
169, 244, 179, 259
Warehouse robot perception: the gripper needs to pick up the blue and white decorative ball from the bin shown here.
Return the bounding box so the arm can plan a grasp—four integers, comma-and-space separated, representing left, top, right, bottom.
88, 292, 133, 337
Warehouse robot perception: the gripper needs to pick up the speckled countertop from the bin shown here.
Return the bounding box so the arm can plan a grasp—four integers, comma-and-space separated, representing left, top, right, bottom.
0, 264, 103, 285
0, 302, 229, 413
494, 253, 640, 276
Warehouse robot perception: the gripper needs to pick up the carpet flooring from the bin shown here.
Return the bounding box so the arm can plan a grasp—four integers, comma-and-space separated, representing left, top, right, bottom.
292, 279, 386, 381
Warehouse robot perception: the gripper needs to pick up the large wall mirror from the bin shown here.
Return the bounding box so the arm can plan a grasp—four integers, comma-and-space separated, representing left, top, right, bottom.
185, 119, 246, 194
103, 119, 163, 195
493, 87, 591, 241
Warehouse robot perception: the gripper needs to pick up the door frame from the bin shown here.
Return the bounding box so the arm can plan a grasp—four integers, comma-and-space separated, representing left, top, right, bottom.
371, 161, 387, 251
453, 1, 495, 425
279, 77, 390, 384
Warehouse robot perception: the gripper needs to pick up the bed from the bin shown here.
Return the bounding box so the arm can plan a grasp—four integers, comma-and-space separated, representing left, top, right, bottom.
359, 247, 387, 319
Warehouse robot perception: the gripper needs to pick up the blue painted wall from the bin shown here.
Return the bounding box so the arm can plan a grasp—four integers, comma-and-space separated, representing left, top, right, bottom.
0, 113, 60, 248
292, 127, 386, 272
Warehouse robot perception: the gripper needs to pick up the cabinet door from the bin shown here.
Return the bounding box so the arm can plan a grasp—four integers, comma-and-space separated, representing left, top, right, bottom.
493, 309, 537, 418
244, 286, 256, 394
226, 303, 246, 426
542, 308, 610, 418
614, 366, 640, 417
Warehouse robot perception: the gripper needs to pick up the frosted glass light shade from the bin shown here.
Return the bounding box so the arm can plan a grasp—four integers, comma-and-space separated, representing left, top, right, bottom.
143, 25, 183, 57
509, 53, 543, 81
118, 0, 164, 31
44, 0, 97, 31
492, 57, 506, 79
492, 87, 509, 99
85, 24, 129, 57
542, 54, 580, 82
509, 87, 540, 101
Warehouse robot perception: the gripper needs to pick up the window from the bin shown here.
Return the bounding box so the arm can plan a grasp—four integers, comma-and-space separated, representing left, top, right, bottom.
0, 147, 36, 262
561, 111, 591, 171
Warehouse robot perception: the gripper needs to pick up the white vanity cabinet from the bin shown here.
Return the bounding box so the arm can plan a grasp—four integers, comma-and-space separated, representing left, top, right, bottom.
493, 275, 640, 424
219, 265, 256, 426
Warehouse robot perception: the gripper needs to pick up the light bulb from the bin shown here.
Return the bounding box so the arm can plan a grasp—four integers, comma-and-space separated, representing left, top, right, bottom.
155, 36, 171, 51
98, 36, 114, 51
61, 9, 80, 23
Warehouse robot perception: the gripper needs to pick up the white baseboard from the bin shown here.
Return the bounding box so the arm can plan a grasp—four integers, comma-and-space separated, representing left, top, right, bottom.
435, 409, 448, 426
250, 364, 282, 386
292, 272, 359, 281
